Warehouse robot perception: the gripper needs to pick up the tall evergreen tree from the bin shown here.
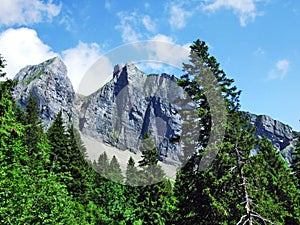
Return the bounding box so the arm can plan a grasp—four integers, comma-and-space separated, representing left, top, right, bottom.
292, 135, 300, 186
108, 155, 124, 183
173, 39, 242, 224
65, 125, 92, 202
134, 131, 174, 224
138, 130, 159, 167
126, 156, 139, 186
20, 93, 48, 163
94, 151, 110, 177
46, 111, 70, 173
245, 138, 300, 224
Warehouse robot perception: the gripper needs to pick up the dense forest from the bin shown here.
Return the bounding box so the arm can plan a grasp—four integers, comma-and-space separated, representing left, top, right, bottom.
0, 40, 299, 224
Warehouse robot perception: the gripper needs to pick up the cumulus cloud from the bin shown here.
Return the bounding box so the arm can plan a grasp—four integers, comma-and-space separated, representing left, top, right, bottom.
142, 15, 156, 32
61, 41, 104, 92
169, 3, 193, 29
268, 59, 291, 80
202, 0, 265, 26
115, 12, 143, 43
0, 27, 111, 94
0, 28, 57, 78
115, 12, 157, 42
0, 0, 61, 26
132, 34, 190, 73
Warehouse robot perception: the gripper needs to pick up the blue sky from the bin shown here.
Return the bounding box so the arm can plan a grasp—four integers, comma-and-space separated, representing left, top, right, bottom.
0, 0, 299, 131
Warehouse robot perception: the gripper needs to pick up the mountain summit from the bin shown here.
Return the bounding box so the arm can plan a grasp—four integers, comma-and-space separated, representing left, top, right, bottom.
13, 57, 75, 129
12, 58, 298, 165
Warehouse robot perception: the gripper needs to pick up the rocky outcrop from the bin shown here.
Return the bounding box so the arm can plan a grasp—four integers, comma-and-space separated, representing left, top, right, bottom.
13, 57, 75, 129
79, 62, 190, 164
12, 58, 298, 165
244, 112, 298, 163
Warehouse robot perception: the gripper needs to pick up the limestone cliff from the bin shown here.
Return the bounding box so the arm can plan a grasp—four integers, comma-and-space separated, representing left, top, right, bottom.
12, 58, 298, 165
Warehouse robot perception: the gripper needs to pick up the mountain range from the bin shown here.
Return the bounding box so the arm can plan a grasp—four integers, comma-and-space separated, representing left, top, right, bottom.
12, 57, 298, 172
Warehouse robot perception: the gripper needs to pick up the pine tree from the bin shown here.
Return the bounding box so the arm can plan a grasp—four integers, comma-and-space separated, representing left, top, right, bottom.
65, 125, 91, 202
245, 138, 300, 224
126, 156, 139, 186
173, 39, 242, 224
94, 151, 110, 177
108, 155, 124, 183
138, 130, 159, 167
133, 131, 174, 224
292, 135, 300, 186
20, 93, 47, 162
46, 111, 69, 173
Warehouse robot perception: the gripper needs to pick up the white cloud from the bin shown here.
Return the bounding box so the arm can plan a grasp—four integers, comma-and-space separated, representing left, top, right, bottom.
133, 34, 190, 73
268, 59, 291, 80
0, 28, 57, 78
115, 12, 142, 43
202, 0, 265, 26
0, 0, 61, 26
61, 41, 103, 91
0, 27, 111, 94
105, 0, 111, 10
169, 3, 193, 29
142, 15, 156, 32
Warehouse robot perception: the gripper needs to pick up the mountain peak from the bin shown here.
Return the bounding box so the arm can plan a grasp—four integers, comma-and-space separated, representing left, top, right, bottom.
14, 56, 67, 83
13, 57, 74, 129
112, 62, 145, 82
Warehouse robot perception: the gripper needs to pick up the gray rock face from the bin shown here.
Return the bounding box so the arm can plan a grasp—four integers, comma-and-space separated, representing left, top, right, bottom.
12, 57, 298, 165
13, 57, 75, 129
244, 112, 298, 163
79, 63, 189, 164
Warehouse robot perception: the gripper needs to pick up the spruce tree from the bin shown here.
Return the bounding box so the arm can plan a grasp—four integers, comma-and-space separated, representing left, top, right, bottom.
94, 151, 110, 177
138, 130, 159, 167
108, 155, 124, 183
173, 39, 242, 224
46, 111, 70, 175
245, 138, 300, 224
126, 156, 139, 186
134, 131, 174, 224
65, 125, 91, 202
292, 135, 300, 185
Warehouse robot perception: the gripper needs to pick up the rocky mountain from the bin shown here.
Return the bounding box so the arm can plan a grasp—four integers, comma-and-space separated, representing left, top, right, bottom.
244, 112, 298, 164
12, 57, 298, 165
79, 62, 192, 164
13, 57, 75, 129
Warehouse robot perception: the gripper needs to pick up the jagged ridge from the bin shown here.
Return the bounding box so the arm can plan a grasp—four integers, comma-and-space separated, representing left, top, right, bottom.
12, 58, 298, 165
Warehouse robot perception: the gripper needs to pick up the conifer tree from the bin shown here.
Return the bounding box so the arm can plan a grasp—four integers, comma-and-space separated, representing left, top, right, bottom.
138, 130, 159, 167
173, 40, 268, 224
245, 138, 300, 224
134, 131, 174, 224
47, 111, 69, 173
94, 151, 110, 177
292, 135, 300, 185
65, 125, 91, 202
20, 93, 47, 163
108, 155, 124, 183
126, 156, 139, 186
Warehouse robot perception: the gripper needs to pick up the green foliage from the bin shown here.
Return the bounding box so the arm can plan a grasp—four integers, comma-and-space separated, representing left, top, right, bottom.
93, 151, 110, 177
108, 155, 124, 183
1, 39, 300, 225
126, 156, 139, 186
292, 136, 300, 185
247, 138, 300, 224
138, 130, 159, 167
